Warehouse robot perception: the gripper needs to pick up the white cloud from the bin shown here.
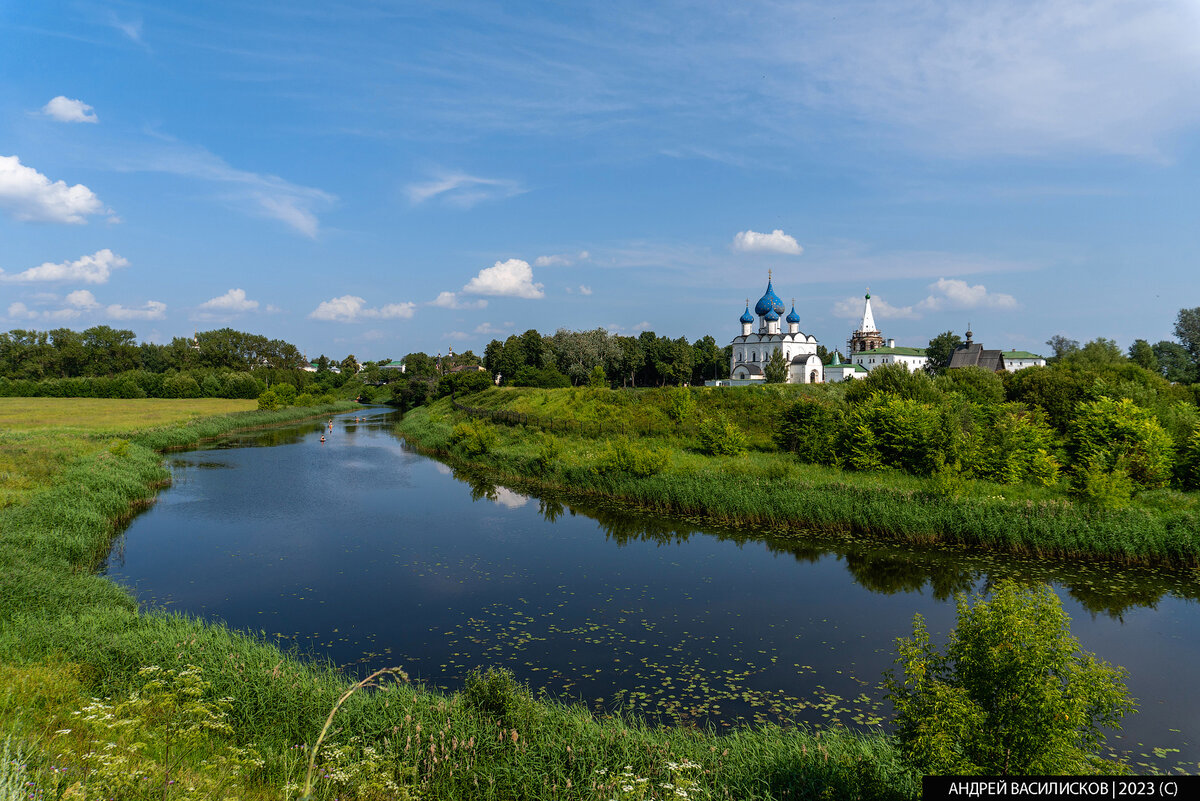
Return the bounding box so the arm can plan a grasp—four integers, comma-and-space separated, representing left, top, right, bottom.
405, 171, 524, 208
733, 229, 803, 255
474, 321, 512, 336
491, 487, 530, 509
832, 295, 920, 320
65, 289, 99, 310
916, 278, 1018, 312
0, 155, 107, 223
0, 249, 128, 284
429, 291, 487, 310
463, 258, 544, 299
6, 302, 36, 320
107, 300, 166, 320
534, 251, 590, 268
41, 96, 99, 123
578, 285, 593, 296
199, 288, 259, 312
309, 295, 416, 322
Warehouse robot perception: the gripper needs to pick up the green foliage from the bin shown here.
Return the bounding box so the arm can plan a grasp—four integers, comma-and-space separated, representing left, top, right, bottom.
448, 419, 498, 456
1181, 427, 1200, 491
1071, 456, 1135, 508
663, 386, 696, 422
531, 433, 562, 475
776, 396, 842, 465
1068, 397, 1174, 490
161, 373, 202, 399
925, 331, 963, 375
697, 413, 749, 456
273, 382, 298, 406
844, 363, 941, 405
438, 368, 493, 397
598, 436, 671, 476
934, 366, 1005, 406
461, 667, 540, 728
257, 388, 281, 411
588, 364, 607, 388
1127, 339, 1158, 373
974, 406, 1061, 487
511, 365, 572, 388
295, 735, 419, 801
294, 392, 315, 407
840, 393, 946, 476
763, 348, 788, 383
885, 580, 1134, 776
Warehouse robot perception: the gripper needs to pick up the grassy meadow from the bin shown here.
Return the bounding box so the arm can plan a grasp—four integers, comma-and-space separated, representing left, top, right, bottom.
0, 396, 918, 800
397, 387, 1200, 566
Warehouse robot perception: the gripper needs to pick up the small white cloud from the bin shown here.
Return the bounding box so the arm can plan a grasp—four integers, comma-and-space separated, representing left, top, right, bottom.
429, 291, 487, 310
832, 295, 920, 320
578, 285, 593, 296
65, 289, 99, 310
41, 96, 98, 123
733, 229, 803, 256
463, 258, 544, 299
474, 321, 511, 336
405, 171, 524, 208
6, 302, 37, 320
491, 487, 530, 509
535, 250, 590, 268
199, 288, 259, 313
916, 278, 1018, 312
309, 295, 415, 322
107, 300, 166, 320
0, 249, 128, 284
0, 155, 107, 224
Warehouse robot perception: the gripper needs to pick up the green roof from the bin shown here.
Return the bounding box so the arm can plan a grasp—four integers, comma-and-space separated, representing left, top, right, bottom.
1004, 350, 1043, 359
854, 346, 927, 357
380, 360, 404, 367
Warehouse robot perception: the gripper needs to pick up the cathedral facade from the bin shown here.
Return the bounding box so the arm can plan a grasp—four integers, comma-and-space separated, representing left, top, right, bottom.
728, 274, 824, 384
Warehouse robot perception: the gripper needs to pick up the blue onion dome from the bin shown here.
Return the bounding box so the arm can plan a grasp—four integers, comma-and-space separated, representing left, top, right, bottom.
786, 304, 801, 324
740, 305, 754, 324
754, 278, 786, 316
764, 308, 780, 322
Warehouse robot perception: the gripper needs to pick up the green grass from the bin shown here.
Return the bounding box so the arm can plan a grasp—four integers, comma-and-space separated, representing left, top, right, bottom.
0, 396, 919, 800
0, 396, 258, 432
401, 389, 1200, 567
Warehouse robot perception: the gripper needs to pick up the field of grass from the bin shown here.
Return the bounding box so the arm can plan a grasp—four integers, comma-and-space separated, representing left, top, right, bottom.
0, 396, 918, 800
0, 396, 257, 432
398, 388, 1200, 567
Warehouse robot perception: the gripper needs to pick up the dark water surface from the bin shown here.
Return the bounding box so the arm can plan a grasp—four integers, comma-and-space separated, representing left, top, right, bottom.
104, 408, 1200, 772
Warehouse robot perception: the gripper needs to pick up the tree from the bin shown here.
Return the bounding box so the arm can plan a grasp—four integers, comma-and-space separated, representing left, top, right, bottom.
1065, 338, 1125, 368
763, 347, 788, 383
1174, 307, 1200, 362
1127, 339, 1158, 373
885, 580, 1134, 776
925, 331, 963, 375
1152, 340, 1197, 384
402, 352, 438, 379
1045, 335, 1080, 362
1068, 396, 1175, 491
340, 354, 360, 374
691, 335, 723, 384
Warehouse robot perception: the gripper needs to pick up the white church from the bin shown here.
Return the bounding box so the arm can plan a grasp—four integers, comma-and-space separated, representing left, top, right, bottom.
726, 273, 825, 384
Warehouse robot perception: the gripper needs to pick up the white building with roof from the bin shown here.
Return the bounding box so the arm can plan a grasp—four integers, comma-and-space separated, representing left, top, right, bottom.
843, 292, 929, 374
823, 351, 867, 382
1001, 350, 1047, 371
724, 273, 824, 384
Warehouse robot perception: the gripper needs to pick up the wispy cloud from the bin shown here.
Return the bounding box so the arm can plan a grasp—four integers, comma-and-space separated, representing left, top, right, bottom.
107, 300, 167, 321
429, 291, 487, 310
104, 141, 334, 237
535, 251, 589, 268
405, 171, 524, 208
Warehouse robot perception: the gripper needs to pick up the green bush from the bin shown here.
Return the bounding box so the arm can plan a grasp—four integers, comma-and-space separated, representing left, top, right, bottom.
598, 437, 670, 476
1182, 427, 1200, 491
221, 371, 263, 399
935, 366, 1005, 406
293, 392, 315, 407
511, 365, 571, 388
200, 374, 223, 397
256, 389, 280, 411
885, 580, 1134, 776
840, 393, 946, 476
1071, 456, 1135, 507
844, 363, 942, 405
460, 667, 540, 728
664, 386, 696, 422
531, 433, 562, 475
974, 406, 1061, 487
161, 373, 202, 399
1068, 397, 1174, 490
775, 396, 842, 464
272, 382, 297, 406
697, 413, 748, 456
448, 419, 498, 456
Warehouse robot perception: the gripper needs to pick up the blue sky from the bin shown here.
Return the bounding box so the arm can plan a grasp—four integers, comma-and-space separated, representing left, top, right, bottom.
2, 1, 1199, 361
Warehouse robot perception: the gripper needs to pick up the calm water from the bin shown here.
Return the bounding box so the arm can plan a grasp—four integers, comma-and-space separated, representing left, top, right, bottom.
104, 408, 1200, 771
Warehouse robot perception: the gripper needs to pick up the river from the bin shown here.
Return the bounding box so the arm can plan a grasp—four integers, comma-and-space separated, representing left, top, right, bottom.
103, 407, 1200, 772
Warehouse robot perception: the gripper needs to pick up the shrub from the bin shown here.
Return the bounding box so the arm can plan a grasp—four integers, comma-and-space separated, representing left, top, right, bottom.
974, 406, 1061, 486
935, 366, 1006, 406
531, 433, 562, 475
1071, 456, 1135, 507
221, 371, 263, 399
257, 389, 280, 411
461, 667, 539, 728
272, 382, 298, 406
1181, 427, 1200, 491
293, 392, 315, 407
840, 393, 946, 476
449, 419, 498, 456
697, 413, 748, 456
1068, 397, 1174, 490
598, 437, 670, 476
885, 580, 1134, 776
511, 365, 571, 388
845, 363, 942, 405
775, 396, 843, 464
200, 374, 223, 397
162, 373, 202, 399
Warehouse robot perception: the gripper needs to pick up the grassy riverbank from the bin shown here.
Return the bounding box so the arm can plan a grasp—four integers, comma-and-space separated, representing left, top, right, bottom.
396, 388, 1200, 566
0, 398, 917, 800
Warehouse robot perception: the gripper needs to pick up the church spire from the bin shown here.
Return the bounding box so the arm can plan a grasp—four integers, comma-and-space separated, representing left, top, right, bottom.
860, 289, 877, 333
